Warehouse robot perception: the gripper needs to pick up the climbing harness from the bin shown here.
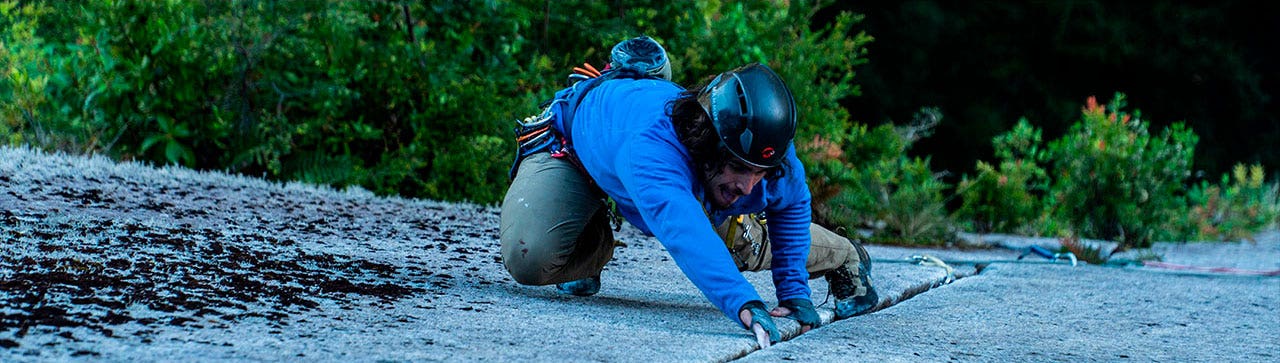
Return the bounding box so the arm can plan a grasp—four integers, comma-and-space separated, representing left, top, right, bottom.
507, 62, 677, 233
508, 61, 676, 178
696, 197, 773, 269
721, 214, 769, 269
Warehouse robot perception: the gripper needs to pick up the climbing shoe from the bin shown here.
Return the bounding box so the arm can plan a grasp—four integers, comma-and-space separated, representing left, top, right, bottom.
556, 276, 601, 296
826, 241, 879, 319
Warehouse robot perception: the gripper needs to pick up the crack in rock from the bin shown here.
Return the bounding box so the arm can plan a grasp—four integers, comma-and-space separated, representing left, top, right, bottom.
730, 263, 988, 361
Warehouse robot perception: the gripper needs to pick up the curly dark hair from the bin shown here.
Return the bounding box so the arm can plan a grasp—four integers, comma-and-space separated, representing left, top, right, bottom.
667, 89, 787, 180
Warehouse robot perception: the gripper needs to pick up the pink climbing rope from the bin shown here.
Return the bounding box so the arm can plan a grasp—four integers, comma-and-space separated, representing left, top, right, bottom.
1142, 261, 1280, 276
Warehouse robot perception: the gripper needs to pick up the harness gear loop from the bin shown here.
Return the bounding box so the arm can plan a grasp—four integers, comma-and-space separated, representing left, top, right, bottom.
508, 100, 565, 179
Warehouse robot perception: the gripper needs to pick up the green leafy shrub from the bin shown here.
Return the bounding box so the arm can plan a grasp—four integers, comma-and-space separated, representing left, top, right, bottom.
3, 0, 880, 207
1044, 94, 1197, 250
956, 160, 1043, 234
0, 2, 38, 146
1, 0, 541, 203
961, 95, 1280, 247
870, 156, 953, 245
804, 108, 953, 245
1180, 164, 1280, 241
804, 123, 904, 228
1, 0, 142, 154
955, 118, 1048, 234
1058, 235, 1108, 266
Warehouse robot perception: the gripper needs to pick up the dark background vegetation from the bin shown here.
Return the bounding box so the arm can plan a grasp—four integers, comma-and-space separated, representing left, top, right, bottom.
826, 1, 1280, 181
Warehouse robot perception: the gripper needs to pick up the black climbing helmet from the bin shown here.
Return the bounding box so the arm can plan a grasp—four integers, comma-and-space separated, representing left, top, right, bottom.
610, 36, 672, 80
696, 63, 797, 168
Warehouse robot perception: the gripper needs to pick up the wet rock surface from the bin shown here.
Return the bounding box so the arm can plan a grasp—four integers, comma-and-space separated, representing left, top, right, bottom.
5, 147, 842, 361
8, 147, 1275, 361
0, 147, 504, 359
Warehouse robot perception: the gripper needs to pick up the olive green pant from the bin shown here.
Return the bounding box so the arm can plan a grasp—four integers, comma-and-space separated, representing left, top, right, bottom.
500, 152, 859, 285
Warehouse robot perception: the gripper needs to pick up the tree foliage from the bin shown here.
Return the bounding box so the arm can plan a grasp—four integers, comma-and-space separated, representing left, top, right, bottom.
2, 0, 552, 204
1, 0, 874, 207
1045, 94, 1198, 249
955, 118, 1048, 234
962, 94, 1278, 250
804, 108, 952, 245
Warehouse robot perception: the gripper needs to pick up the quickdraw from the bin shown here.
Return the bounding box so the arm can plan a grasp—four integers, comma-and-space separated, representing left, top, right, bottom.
719, 213, 769, 270
1018, 245, 1079, 266
724, 215, 743, 250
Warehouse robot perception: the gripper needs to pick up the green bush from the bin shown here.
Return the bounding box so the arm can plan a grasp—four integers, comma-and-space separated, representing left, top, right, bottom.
955, 118, 1048, 234
1, 0, 547, 203
1179, 164, 1280, 241
1, 1, 142, 153
871, 156, 952, 245
961, 95, 1280, 247
804, 123, 904, 227
1044, 94, 1197, 250
804, 108, 953, 245
0, 2, 44, 147
956, 160, 1044, 234
2, 0, 879, 207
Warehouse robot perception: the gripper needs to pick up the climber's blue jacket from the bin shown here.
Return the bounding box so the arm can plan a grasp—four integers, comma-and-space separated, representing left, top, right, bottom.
549, 77, 814, 324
